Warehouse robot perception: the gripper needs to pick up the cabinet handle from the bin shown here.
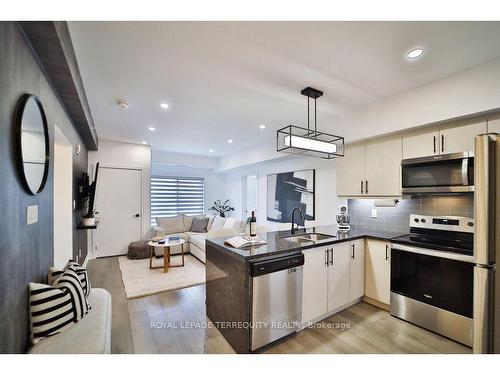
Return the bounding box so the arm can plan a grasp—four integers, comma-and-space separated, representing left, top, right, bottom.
351, 243, 355, 259
385, 244, 389, 261
441, 134, 445, 153
325, 249, 329, 266
433, 136, 437, 154
365, 180, 368, 194
361, 180, 364, 194
330, 248, 334, 266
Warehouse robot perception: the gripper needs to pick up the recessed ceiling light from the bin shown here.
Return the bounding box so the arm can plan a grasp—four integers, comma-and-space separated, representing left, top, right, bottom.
209, 149, 214, 153
141, 141, 147, 145
259, 124, 266, 129
148, 126, 156, 132
227, 139, 233, 144
159, 102, 169, 109
116, 100, 129, 110
407, 48, 424, 60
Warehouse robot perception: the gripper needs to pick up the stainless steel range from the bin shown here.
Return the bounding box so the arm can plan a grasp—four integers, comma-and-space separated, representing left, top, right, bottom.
390, 214, 474, 347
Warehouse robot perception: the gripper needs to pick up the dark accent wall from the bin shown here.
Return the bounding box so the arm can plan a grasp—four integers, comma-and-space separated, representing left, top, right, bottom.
0, 22, 89, 353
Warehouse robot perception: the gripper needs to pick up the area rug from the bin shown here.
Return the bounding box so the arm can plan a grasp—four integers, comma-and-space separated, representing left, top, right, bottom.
118, 254, 205, 298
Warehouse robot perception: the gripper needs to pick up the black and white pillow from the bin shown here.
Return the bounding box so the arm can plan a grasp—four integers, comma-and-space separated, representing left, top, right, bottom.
47, 260, 91, 296
29, 266, 91, 342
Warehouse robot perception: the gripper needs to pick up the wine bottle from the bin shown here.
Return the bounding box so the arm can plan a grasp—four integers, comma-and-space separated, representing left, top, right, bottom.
249, 211, 257, 237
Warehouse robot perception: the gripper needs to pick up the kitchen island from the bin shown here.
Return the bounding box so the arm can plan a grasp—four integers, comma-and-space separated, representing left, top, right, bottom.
205, 225, 405, 353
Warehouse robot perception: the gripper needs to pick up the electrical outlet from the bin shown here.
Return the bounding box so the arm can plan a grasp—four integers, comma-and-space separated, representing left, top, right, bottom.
27, 205, 38, 225
371, 208, 378, 218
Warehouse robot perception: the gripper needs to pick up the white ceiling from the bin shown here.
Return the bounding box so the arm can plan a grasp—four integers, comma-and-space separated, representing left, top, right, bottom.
68, 21, 500, 156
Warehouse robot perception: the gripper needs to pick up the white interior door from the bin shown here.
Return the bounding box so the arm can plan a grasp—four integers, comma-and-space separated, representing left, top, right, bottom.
53, 130, 73, 268
95, 167, 142, 257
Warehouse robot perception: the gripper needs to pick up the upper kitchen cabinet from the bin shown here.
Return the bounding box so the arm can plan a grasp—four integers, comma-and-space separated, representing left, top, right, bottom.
336, 138, 401, 197
365, 137, 402, 196
402, 130, 440, 159
336, 142, 365, 196
440, 122, 487, 154
402, 121, 486, 159
488, 118, 500, 133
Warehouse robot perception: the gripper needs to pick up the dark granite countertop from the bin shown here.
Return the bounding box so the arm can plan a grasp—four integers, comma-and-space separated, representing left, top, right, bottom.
206, 225, 407, 262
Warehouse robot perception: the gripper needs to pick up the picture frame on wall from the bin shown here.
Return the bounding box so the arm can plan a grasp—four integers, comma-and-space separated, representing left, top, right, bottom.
266, 169, 315, 223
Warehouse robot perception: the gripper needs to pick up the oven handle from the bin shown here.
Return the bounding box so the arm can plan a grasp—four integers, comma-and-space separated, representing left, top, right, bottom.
390, 243, 474, 263
461, 157, 469, 186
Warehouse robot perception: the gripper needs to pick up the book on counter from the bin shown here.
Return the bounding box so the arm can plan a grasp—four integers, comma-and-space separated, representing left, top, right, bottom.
224, 235, 267, 249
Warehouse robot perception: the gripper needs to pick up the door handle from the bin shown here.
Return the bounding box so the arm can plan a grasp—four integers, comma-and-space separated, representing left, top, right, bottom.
361, 180, 364, 194
134, 214, 140, 218
351, 244, 355, 259
433, 136, 437, 154
441, 134, 445, 153
385, 244, 389, 261
365, 180, 368, 194
325, 249, 329, 266
330, 248, 334, 266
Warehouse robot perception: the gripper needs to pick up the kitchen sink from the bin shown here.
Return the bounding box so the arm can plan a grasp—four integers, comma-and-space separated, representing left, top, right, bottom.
282, 233, 336, 243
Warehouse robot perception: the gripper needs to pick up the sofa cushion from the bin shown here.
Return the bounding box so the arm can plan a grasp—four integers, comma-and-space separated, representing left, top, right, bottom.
182, 214, 205, 232
190, 217, 209, 232
210, 215, 226, 231
29, 288, 112, 354
222, 217, 236, 230
156, 216, 184, 235
206, 215, 216, 231
189, 233, 207, 252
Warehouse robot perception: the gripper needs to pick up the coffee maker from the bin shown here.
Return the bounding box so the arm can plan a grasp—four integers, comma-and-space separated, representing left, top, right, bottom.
336, 205, 350, 231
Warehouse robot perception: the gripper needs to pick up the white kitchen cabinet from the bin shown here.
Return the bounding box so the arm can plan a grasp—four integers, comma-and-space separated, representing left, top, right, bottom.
301, 246, 328, 323
440, 122, 486, 154
327, 242, 350, 311
365, 239, 391, 305
365, 138, 402, 196
336, 143, 365, 196
402, 131, 440, 159
349, 239, 365, 301
488, 118, 500, 133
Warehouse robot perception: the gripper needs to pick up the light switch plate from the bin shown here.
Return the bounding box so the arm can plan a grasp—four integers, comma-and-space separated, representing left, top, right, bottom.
371, 208, 378, 218
27, 205, 38, 225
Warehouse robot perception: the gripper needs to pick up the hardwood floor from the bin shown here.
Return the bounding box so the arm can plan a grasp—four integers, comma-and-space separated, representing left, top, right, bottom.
87, 257, 471, 354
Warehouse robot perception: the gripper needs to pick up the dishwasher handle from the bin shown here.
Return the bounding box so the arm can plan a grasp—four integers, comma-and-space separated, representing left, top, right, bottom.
250, 253, 304, 277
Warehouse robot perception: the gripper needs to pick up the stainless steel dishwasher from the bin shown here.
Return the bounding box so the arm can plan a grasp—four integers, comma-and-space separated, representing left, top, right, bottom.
250, 253, 304, 351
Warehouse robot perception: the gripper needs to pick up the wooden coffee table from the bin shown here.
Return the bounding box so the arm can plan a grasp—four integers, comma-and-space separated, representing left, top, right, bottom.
148, 239, 186, 273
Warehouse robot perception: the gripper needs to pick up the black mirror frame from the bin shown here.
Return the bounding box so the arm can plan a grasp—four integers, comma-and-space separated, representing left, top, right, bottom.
14, 94, 50, 195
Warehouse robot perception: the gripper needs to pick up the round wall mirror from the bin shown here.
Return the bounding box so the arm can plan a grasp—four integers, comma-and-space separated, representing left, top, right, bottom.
15, 94, 50, 195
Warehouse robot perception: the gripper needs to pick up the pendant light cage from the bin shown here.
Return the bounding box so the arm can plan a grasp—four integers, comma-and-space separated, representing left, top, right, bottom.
277, 87, 344, 159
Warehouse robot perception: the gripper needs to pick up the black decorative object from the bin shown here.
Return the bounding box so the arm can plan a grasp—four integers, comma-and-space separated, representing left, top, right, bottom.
277, 87, 344, 159
209, 199, 235, 218
14, 94, 50, 195
78, 162, 99, 221
267, 169, 315, 223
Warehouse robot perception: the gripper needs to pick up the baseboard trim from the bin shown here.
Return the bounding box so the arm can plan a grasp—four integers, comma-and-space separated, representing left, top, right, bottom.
362, 296, 390, 311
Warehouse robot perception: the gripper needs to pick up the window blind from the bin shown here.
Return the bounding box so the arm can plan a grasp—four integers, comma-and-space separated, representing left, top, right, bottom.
151, 176, 205, 224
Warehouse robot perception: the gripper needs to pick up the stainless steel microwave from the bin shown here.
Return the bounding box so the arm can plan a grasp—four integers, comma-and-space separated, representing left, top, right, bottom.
401, 152, 474, 194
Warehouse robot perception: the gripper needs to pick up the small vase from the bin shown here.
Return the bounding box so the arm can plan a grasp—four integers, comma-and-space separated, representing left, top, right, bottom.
82, 216, 95, 226
220, 213, 225, 218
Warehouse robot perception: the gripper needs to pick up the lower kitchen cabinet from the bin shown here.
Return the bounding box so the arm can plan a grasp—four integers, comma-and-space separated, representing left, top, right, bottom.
301, 246, 328, 323
302, 241, 365, 323
327, 242, 350, 311
349, 239, 365, 301
365, 239, 391, 305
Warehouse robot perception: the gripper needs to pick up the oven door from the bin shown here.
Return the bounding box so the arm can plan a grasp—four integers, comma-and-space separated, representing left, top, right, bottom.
401, 152, 474, 193
391, 245, 474, 318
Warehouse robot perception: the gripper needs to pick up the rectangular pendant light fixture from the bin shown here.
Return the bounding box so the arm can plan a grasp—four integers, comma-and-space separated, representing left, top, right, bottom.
277, 87, 344, 159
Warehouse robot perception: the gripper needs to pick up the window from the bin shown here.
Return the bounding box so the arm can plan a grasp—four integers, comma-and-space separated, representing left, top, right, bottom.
150, 176, 205, 224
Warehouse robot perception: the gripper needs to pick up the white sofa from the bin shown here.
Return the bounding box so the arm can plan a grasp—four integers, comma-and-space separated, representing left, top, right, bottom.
28, 288, 112, 354
152, 214, 239, 264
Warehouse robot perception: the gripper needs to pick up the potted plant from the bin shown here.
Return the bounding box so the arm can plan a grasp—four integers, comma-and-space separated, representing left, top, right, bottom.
209, 199, 235, 218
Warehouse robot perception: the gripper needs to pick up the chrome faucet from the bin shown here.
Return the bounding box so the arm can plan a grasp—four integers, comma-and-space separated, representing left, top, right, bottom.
291, 207, 304, 234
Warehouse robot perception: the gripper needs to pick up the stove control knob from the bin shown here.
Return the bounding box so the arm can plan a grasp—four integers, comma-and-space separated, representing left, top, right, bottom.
468, 222, 474, 227
421, 218, 426, 223
414, 218, 420, 223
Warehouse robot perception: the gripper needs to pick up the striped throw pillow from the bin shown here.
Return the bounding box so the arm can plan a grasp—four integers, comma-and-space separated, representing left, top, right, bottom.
29, 266, 91, 342
47, 260, 91, 296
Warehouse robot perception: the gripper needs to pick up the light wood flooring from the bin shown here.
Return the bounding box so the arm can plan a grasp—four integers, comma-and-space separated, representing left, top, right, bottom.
87, 256, 471, 354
